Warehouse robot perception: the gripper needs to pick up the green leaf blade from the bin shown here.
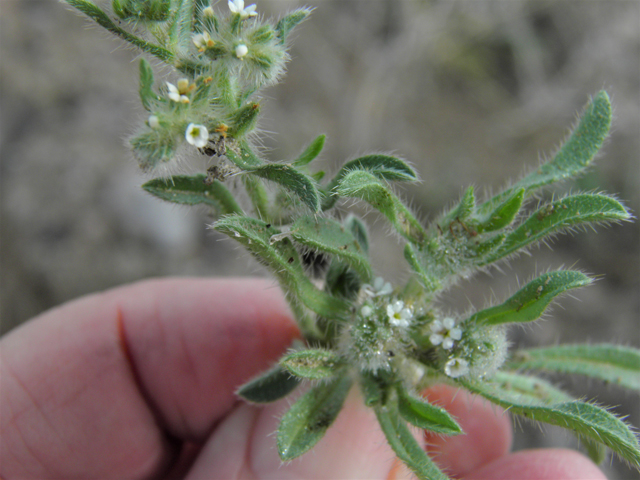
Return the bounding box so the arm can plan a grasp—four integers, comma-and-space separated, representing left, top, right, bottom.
396, 385, 462, 435
280, 349, 343, 379
508, 344, 640, 391
142, 174, 242, 215
291, 216, 372, 281
468, 270, 592, 326
293, 134, 326, 167
375, 403, 449, 480
237, 365, 300, 403
277, 375, 352, 461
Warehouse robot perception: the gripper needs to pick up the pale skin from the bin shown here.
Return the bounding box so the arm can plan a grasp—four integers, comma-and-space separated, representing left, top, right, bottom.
0, 278, 608, 479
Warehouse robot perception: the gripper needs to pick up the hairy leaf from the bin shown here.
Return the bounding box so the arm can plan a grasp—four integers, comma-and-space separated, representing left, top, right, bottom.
293, 134, 326, 167
237, 365, 300, 403
281, 349, 343, 379
337, 171, 425, 243
291, 216, 372, 280
474, 188, 524, 233
461, 372, 640, 468
375, 402, 449, 480
508, 344, 640, 391
396, 385, 462, 434
275, 7, 313, 44
467, 271, 592, 326
344, 214, 370, 254
277, 375, 352, 460
138, 58, 159, 111
482, 194, 630, 264
142, 174, 242, 214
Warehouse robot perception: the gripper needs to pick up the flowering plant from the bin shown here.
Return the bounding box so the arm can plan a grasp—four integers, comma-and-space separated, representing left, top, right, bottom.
60, 0, 640, 478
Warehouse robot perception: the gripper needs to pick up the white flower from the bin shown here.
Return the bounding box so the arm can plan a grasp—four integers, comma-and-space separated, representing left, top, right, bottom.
235, 44, 249, 58
444, 357, 469, 378
185, 123, 209, 148
202, 6, 214, 17
386, 300, 413, 328
429, 317, 462, 350
166, 82, 189, 103
192, 31, 214, 51
147, 115, 160, 129
362, 277, 393, 297
228, 0, 257, 18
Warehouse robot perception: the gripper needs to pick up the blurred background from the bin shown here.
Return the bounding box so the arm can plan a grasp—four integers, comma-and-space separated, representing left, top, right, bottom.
1, 0, 638, 477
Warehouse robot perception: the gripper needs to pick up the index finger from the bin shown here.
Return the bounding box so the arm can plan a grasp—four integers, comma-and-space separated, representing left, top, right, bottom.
1, 277, 298, 479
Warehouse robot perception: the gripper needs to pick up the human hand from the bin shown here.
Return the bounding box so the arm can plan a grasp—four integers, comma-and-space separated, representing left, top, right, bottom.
1, 278, 607, 479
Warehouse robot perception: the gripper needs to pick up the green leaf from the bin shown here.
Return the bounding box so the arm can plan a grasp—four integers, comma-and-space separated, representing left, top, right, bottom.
404, 243, 442, 293
62, 0, 174, 62
359, 371, 388, 407
280, 349, 343, 379
479, 91, 612, 214
461, 372, 640, 469
344, 214, 370, 255
467, 271, 592, 326
167, 0, 195, 48
275, 7, 313, 44
396, 385, 462, 435
237, 364, 300, 403
482, 194, 630, 264
277, 375, 352, 460
440, 186, 476, 226
375, 402, 449, 480
337, 170, 425, 243
323, 154, 418, 209
474, 188, 524, 233
251, 164, 321, 212
138, 58, 159, 111
214, 216, 349, 325
291, 216, 372, 281
241, 175, 271, 220
508, 344, 640, 391
228, 103, 261, 138
292, 134, 326, 167
142, 174, 242, 215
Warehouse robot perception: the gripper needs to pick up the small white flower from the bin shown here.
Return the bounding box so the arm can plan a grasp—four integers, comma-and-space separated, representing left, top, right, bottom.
185, 123, 209, 148
192, 31, 214, 51
202, 6, 214, 17
166, 82, 189, 103
429, 317, 463, 350
362, 277, 393, 297
386, 300, 413, 328
147, 115, 160, 129
235, 44, 249, 58
360, 305, 374, 317
228, 0, 257, 18
444, 357, 469, 378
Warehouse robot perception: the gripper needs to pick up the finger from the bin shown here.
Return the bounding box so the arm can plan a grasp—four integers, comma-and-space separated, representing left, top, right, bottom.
463, 448, 607, 480
422, 384, 512, 478
186, 388, 402, 480
1, 278, 298, 480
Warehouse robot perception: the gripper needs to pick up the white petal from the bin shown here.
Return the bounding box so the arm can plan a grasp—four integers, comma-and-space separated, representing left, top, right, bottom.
430, 320, 443, 333
444, 358, 469, 378
400, 308, 413, 320
449, 328, 462, 341
245, 4, 257, 15
148, 115, 160, 129
442, 338, 454, 350
429, 333, 443, 345
443, 317, 455, 330
361, 305, 373, 317
374, 277, 385, 290
386, 304, 395, 317
235, 44, 248, 58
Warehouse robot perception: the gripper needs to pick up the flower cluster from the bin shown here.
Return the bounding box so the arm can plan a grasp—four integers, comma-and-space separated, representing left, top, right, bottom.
429, 317, 462, 350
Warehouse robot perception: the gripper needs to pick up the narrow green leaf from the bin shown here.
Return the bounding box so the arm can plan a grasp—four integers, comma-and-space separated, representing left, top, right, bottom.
138, 58, 159, 111
275, 7, 313, 44
375, 403, 449, 480
292, 134, 326, 167
323, 154, 418, 209
167, 0, 195, 48
396, 385, 462, 434
404, 243, 441, 292
142, 174, 242, 214
291, 216, 372, 281
478, 91, 612, 214
483, 194, 630, 264
249, 164, 321, 212
241, 175, 271, 220
508, 344, 640, 391
62, 0, 174, 63
280, 349, 343, 379
440, 186, 476, 227
237, 365, 300, 403
277, 375, 352, 460
337, 170, 425, 243
344, 214, 370, 255
359, 371, 388, 407
474, 188, 524, 233
467, 271, 592, 326
227, 103, 261, 138
214, 216, 349, 323
461, 372, 640, 468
